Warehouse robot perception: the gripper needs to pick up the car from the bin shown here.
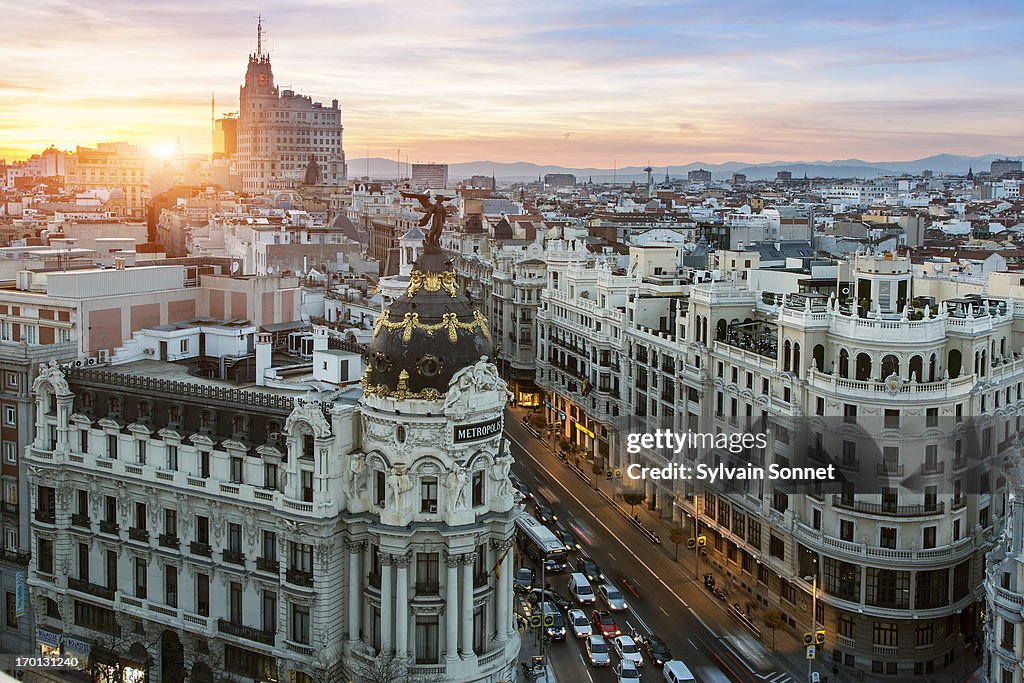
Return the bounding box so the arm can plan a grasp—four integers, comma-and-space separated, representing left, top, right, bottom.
526, 587, 572, 612
662, 660, 696, 683
575, 555, 605, 583
513, 567, 534, 592
617, 660, 642, 683
568, 572, 596, 605
539, 601, 566, 641
535, 502, 557, 524
554, 528, 581, 552
612, 635, 644, 667
510, 473, 533, 500
591, 609, 620, 638
599, 582, 628, 611
568, 608, 593, 639
637, 633, 672, 667
586, 634, 612, 667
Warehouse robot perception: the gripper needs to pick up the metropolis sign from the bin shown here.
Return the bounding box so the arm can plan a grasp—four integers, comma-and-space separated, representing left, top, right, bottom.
453, 416, 503, 443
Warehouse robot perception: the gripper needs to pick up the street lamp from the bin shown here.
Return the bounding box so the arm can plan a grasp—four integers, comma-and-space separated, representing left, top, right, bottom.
804, 573, 818, 683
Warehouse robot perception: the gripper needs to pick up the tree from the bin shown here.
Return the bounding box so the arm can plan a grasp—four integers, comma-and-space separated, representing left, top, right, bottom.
528, 412, 546, 430
762, 610, 786, 650
620, 487, 646, 517
668, 525, 687, 562
590, 462, 603, 490
343, 648, 434, 683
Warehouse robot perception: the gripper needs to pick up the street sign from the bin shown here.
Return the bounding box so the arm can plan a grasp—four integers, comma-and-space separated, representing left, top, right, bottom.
543, 614, 555, 627
606, 470, 613, 480
613, 468, 623, 479
529, 615, 542, 628
686, 538, 696, 549
697, 535, 707, 547
805, 645, 816, 660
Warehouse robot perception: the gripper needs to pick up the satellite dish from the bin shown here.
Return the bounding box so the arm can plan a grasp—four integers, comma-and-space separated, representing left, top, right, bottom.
231, 261, 240, 274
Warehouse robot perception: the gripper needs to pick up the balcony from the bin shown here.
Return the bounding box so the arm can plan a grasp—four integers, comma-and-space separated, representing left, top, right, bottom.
368, 572, 381, 589
951, 496, 967, 511
286, 569, 314, 587
836, 459, 860, 473
1, 549, 30, 565
34, 509, 56, 525
158, 534, 180, 549
217, 618, 276, 646
99, 520, 119, 535
921, 461, 945, 476
71, 514, 91, 529
190, 542, 212, 557
222, 550, 246, 566
68, 577, 115, 602
256, 557, 280, 574
128, 528, 149, 543
831, 495, 944, 517
415, 582, 440, 595
876, 463, 905, 477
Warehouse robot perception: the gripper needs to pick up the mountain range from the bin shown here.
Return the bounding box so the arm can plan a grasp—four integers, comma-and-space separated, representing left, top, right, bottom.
346, 153, 1021, 183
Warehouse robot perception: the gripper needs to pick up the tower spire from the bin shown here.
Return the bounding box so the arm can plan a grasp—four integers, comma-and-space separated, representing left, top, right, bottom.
257, 14, 263, 57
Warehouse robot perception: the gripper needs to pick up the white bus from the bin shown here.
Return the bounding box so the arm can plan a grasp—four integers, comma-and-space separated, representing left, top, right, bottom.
515, 513, 567, 572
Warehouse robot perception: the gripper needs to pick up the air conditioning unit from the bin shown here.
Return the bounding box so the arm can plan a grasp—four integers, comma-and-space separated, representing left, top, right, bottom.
143, 348, 154, 356
428, 505, 438, 514
74, 359, 85, 367
86, 358, 97, 366
98, 350, 110, 363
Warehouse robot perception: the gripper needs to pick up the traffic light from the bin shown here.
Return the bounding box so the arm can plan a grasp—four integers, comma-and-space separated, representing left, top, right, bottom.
803, 632, 814, 646
815, 629, 826, 645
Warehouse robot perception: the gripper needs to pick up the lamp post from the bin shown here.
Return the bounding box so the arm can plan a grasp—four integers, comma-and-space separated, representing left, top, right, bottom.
804, 573, 817, 683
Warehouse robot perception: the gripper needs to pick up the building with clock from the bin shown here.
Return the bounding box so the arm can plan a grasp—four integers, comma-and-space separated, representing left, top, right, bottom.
24, 234, 519, 682
234, 20, 347, 193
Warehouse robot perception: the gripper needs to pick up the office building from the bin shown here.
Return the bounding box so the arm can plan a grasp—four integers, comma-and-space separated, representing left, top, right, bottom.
411, 164, 449, 190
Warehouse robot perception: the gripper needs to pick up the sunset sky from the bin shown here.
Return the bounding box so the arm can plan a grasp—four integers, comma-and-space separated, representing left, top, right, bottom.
1, 0, 1021, 166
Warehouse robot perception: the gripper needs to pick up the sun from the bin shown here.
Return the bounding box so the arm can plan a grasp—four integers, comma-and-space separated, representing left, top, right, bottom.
153, 142, 177, 158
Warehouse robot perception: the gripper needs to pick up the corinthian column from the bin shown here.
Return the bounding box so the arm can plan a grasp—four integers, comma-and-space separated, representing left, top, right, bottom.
496, 540, 513, 638
381, 553, 394, 651
394, 554, 410, 657
461, 552, 475, 656
346, 540, 364, 642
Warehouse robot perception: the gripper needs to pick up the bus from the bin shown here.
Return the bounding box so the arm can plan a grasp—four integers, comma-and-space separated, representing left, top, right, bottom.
515, 512, 567, 572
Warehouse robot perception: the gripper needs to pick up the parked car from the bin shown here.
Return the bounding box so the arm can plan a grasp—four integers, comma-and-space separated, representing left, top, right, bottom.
599, 582, 628, 611
617, 660, 642, 683
591, 609, 621, 638
568, 608, 593, 639
513, 567, 534, 592
575, 555, 605, 583
586, 635, 612, 667
637, 633, 672, 666
612, 635, 644, 667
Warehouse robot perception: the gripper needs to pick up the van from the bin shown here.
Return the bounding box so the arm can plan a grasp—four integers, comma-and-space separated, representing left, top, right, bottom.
568, 572, 596, 605
663, 660, 696, 683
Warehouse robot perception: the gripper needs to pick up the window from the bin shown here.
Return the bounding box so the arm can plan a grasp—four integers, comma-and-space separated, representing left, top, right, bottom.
2, 441, 15, 465
134, 557, 147, 598
866, 568, 909, 609
76, 490, 88, 518
926, 408, 938, 427
136, 440, 146, 465
301, 470, 313, 502
262, 531, 277, 561
166, 445, 178, 471
416, 552, 439, 593
824, 557, 860, 602
471, 471, 484, 507
264, 463, 278, 490
5, 372, 17, 389
843, 404, 857, 424
840, 520, 854, 542
165, 566, 178, 607
3, 406, 15, 426
107, 434, 118, 459
78, 543, 90, 581
815, 397, 824, 416
421, 477, 438, 512
290, 542, 313, 574
5, 592, 16, 628
883, 409, 900, 429
839, 615, 855, 639
291, 604, 310, 644
106, 550, 117, 589
200, 451, 210, 478
134, 502, 146, 531
747, 520, 761, 549
229, 523, 242, 554
1002, 621, 1015, 649
923, 526, 936, 549
164, 509, 177, 538
104, 496, 117, 524
180, 339, 189, 353
80, 430, 89, 454
415, 616, 439, 664
231, 457, 243, 484
375, 470, 386, 506
879, 527, 896, 549
196, 516, 209, 545
916, 569, 949, 609
915, 622, 933, 646
262, 591, 277, 633
197, 573, 210, 616
769, 535, 785, 559
229, 581, 242, 624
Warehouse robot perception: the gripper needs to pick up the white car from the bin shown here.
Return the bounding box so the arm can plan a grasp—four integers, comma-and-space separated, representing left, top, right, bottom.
568, 609, 593, 639
600, 582, 628, 611
617, 660, 642, 683
612, 635, 644, 667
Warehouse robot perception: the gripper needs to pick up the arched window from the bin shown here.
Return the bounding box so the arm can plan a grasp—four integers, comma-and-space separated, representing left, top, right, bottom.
928, 354, 936, 382
716, 319, 727, 342
881, 355, 899, 379
783, 341, 792, 372
792, 343, 801, 375
948, 349, 962, 379
908, 355, 923, 382
855, 353, 872, 381
812, 344, 825, 373
839, 349, 850, 378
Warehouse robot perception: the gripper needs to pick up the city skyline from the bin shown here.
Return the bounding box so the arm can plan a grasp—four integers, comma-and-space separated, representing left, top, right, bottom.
1, 1, 1022, 166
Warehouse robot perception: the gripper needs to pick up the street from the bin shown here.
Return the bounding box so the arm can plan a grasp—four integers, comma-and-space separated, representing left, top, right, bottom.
506, 410, 801, 683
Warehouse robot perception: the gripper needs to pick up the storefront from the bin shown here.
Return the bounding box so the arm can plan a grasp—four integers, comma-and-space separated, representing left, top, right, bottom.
34, 629, 92, 679
91, 645, 147, 683
36, 628, 62, 656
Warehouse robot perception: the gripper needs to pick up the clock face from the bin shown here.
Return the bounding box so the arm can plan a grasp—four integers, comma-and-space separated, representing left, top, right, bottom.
257, 73, 269, 88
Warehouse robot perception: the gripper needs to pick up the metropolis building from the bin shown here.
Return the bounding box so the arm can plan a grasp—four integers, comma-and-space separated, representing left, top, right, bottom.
24, 239, 519, 680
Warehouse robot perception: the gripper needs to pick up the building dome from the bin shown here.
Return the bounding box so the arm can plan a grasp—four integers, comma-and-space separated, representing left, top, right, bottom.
362, 249, 491, 400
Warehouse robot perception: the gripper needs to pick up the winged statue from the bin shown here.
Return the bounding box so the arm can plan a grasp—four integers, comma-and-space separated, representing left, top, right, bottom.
401, 191, 454, 251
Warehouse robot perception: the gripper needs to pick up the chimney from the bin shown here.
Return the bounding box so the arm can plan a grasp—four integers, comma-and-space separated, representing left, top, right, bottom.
312, 326, 329, 352
255, 332, 272, 386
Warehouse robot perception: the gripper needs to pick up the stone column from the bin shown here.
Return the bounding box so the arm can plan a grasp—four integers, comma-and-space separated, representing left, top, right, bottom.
394, 554, 410, 657
381, 553, 394, 651
445, 552, 460, 661
461, 553, 475, 656
346, 540, 364, 642
496, 540, 513, 638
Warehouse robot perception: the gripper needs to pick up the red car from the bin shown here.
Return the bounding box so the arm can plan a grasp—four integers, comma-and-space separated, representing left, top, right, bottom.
591, 609, 620, 638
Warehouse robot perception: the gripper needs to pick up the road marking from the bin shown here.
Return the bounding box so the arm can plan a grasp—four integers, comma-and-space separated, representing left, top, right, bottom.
629, 610, 653, 636
688, 638, 696, 649
607, 552, 616, 561
576, 653, 595, 682
660, 606, 669, 616
510, 433, 762, 676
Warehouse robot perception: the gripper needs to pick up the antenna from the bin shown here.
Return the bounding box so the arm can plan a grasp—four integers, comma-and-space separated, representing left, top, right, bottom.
397, 148, 400, 181
211, 93, 215, 160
